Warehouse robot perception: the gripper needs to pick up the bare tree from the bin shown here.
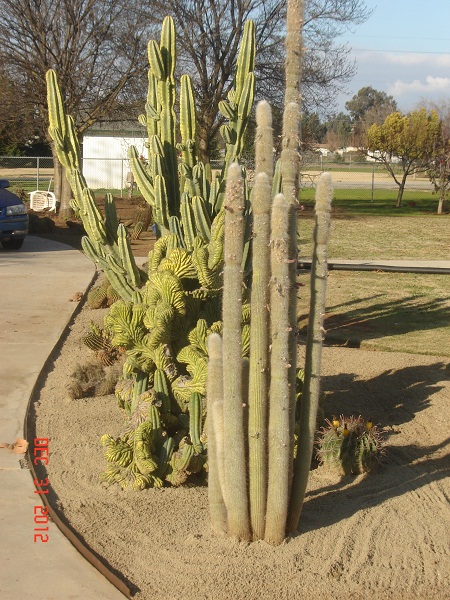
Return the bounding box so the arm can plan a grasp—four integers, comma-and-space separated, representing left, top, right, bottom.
0, 67, 36, 154
0, 0, 155, 216
150, 0, 371, 162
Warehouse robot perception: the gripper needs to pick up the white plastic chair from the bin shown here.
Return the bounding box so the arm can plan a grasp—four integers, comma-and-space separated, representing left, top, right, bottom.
29, 190, 58, 212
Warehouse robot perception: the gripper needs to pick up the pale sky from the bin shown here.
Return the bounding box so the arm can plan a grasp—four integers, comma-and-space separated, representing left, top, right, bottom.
335, 0, 450, 113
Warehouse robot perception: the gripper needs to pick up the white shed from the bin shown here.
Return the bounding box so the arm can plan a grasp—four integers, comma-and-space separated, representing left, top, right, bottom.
82, 122, 147, 190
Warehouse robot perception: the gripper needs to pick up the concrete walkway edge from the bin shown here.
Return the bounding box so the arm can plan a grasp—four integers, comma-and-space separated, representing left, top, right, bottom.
0, 236, 127, 600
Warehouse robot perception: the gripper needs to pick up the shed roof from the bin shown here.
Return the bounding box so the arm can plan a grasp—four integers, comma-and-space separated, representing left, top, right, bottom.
84, 120, 146, 138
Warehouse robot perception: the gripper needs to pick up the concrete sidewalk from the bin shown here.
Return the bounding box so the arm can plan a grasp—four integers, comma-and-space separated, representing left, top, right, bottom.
298, 257, 450, 274
0, 236, 126, 599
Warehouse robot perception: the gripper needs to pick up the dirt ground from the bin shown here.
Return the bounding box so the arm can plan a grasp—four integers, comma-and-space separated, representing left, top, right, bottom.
30, 201, 450, 599
29, 195, 156, 256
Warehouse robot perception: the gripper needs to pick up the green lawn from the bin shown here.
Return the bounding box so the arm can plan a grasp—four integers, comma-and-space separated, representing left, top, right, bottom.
298, 188, 444, 215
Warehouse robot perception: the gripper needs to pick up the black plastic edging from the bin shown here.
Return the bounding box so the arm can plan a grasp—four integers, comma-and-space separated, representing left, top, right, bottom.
298, 261, 450, 275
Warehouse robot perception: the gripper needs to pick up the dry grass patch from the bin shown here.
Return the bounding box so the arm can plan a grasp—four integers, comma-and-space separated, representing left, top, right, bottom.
297, 270, 450, 356
298, 215, 448, 261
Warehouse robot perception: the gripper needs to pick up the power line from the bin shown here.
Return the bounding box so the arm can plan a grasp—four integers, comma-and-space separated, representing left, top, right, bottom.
351, 48, 450, 56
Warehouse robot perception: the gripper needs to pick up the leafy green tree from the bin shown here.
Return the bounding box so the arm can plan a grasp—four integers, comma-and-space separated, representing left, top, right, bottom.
366, 109, 442, 208
345, 86, 397, 123
302, 111, 327, 146
345, 86, 397, 146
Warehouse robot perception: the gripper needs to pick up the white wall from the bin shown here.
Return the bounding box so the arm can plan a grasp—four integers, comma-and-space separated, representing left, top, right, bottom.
82, 135, 147, 189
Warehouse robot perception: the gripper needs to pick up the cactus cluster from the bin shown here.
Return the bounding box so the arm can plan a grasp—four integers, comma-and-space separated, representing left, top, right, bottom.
46, 17, 256, 491
67, 361, 120, 400
206, 0, 335, 544
316, 415, 384, 476
100, 397, 205, 491
207, 164, 333, 543
47, 70, 147, 302
127, 16, 255, 261
87, 279, 121, 310
82, 319, 120, 366
48, 1, 337, 545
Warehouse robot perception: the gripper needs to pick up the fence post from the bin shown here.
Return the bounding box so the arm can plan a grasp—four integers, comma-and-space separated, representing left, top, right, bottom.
37, 157, 40, 191
371, 162, 375, 202
121, 158, 124, 199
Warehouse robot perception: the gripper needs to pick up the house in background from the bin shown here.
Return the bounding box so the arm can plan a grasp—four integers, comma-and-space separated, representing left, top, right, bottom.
82, 121, 147, 190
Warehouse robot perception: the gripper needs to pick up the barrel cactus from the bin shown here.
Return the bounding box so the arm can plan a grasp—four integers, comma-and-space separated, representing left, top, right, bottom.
316, 415, 385, 476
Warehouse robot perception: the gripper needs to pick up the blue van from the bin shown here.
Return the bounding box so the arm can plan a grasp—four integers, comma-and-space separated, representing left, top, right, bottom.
0, 180, 29, 250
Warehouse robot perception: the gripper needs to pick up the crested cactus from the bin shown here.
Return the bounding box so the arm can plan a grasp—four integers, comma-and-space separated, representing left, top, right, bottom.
46, 16, 258, 492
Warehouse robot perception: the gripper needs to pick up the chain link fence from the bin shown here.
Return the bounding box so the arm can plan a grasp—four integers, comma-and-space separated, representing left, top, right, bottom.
0, 155, 434, 199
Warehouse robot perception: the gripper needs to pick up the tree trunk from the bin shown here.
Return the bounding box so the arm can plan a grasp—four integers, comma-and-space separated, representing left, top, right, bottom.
437, 190, 444, 215
396, 173, 408, 208
50, 142, 74, 220
437, 169, 446, 215
198, 122, 211, 166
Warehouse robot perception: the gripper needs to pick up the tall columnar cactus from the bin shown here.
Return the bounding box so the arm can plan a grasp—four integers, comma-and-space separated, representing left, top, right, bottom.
129, 17, 255, 247
207, 132, 333, 544
46, 70, 146, 302
207, 0, 334, 544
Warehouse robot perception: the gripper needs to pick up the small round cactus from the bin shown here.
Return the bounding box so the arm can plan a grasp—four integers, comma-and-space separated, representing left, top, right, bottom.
316, 415, 384, 476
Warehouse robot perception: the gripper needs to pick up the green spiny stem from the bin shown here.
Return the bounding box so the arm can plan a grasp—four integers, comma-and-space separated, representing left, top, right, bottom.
207, 333, 227, 534
248, 101, 273, 540
247, 181, 271, 533
104, 193, 119, 245
46, 69, 67, 140
131, 372, 148, 414
154, 368, 172, 414
264, 193, 293, 545
160, 14, 176, 79
287, 172, 332, 534
179, 75, 196, 166
189, 392, 203, 453
129, 146, 155, 207
255, 101, 274, 178
281, 0, 304, 501
235, 21, 256, 106
222, 163, 250, 541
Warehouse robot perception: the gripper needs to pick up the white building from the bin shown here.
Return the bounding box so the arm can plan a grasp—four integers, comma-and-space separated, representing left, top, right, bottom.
82, 122, 147, 190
